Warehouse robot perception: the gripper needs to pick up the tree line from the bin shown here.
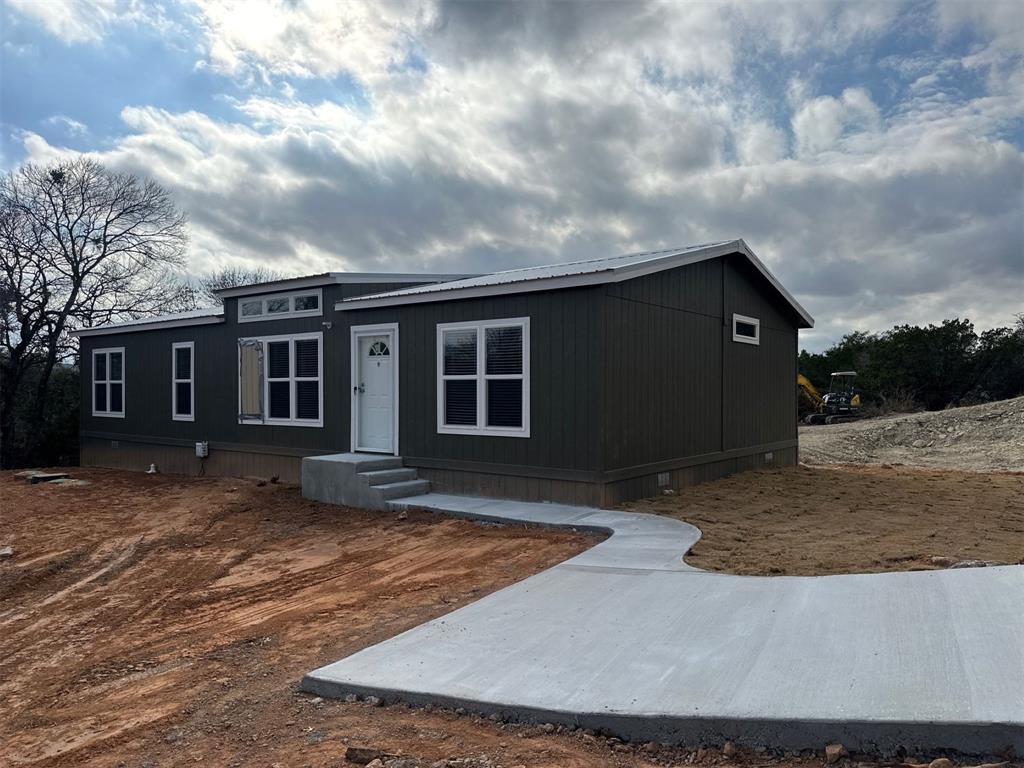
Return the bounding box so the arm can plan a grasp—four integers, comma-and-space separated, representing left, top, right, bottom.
799, 317, 1024, 413
0, 159, 278, 469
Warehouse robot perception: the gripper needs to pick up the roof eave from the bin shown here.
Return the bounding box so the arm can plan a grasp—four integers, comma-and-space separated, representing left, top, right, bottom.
214, 272, 480, 299
71, 314, 225, 338
334, 240, 814, 328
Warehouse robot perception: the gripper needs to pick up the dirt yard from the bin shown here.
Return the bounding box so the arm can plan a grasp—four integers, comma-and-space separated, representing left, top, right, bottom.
799, 395, 1024, 472
627, 464, 1024, 576
2, 469, 1019, 767
1, 469, 617, 768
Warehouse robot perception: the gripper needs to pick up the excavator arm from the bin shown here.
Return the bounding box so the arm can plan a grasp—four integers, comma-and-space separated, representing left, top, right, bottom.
797, 374, 823, 410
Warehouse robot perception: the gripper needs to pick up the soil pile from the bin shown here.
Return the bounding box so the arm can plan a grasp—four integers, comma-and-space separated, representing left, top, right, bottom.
798, 395, 1024, 471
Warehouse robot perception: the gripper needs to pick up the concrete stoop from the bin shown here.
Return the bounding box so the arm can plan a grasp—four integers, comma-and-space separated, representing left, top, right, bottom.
301, 453, 430, 511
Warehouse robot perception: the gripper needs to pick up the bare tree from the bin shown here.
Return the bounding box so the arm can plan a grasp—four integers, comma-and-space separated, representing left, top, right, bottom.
0, 158, 190, 467
194, 265, 282, 306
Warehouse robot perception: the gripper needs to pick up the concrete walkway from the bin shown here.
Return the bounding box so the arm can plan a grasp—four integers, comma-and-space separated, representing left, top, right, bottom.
302, 494, 1024, 754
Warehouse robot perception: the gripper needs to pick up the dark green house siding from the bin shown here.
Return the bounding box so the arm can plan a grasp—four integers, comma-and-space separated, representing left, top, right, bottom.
341, 284, 604, 478
79, 251, 803, 504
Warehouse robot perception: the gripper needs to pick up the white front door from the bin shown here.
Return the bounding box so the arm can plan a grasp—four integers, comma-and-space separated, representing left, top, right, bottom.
353, 331, 395, 453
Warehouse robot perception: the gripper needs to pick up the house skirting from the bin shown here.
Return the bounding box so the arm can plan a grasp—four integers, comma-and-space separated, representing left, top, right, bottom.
80, 433, 797, 506
410, 441, 798, 506
79, 434, 334, 484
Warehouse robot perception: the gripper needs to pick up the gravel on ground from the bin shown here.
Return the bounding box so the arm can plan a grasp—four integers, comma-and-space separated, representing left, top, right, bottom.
798, 396, 1024, 472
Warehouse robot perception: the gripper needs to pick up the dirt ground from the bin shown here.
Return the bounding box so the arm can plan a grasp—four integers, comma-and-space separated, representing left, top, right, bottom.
2, 469, 628, 768
626, 464, 1024, 576
3, 469, 1019, 767
798, 396, 1024, 472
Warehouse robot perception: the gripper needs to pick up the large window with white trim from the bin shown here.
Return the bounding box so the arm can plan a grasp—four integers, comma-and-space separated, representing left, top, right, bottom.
238, 332, 323, 427
93, 347, 125, 417
437, 318, 529, 437
172, 342, 194, 421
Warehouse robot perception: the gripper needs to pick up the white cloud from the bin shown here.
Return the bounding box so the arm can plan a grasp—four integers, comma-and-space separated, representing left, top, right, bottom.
792, 88, 882, 156
9, 1, 1024, 350
44, 114, 89, 136
735, 121, 788, 165
5, 0, 177, 44
189, 0, 427, 85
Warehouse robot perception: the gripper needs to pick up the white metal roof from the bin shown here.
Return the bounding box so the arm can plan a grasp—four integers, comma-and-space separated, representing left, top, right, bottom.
336, 240, 814, 327
70, 306, 225, 338
214, 271, 477, 298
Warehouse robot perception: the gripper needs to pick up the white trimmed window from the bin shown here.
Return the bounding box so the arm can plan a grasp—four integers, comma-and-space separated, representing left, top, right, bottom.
732, 313, 760, 345
238, 288, 322, 323
172, 342, 195, 421
238, 332, 322, 427
93, 347, 125, 417
437, 318, 529, 438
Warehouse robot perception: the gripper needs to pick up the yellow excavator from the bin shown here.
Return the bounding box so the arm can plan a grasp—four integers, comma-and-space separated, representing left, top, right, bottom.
798, 371, 862, 424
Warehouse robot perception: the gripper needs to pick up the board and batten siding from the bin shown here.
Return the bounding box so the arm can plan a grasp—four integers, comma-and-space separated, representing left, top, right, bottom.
79, 282, 418, 470
79, 253, 803, 504
342, 284, 605, 479
597, 253, 800, 502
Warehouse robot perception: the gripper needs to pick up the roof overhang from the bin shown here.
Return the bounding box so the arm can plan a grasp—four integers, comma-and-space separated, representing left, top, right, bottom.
335, 240, 814, 328
71, 313, 225, 338
214, 272, 478, 299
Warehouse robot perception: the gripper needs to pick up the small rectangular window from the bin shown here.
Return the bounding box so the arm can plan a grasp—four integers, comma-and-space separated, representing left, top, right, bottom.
172, 342, 195, 421
92, 347, 125, 418
293, 294, 319, 311
237, 289, 323, 323
732, 314, 760, 345
437, 318, 529, 437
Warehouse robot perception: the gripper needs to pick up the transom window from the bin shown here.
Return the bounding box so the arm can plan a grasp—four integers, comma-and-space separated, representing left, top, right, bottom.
732, 313, 760, 345
238, 332, 323, 427
437, 318, 530, 438
172, 342, 195, 421
237, 289, 322, 323
93, 347, 125, 418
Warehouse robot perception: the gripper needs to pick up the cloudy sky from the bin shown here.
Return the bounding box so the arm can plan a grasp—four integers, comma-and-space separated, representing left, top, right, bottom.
2, 0, 1021, 350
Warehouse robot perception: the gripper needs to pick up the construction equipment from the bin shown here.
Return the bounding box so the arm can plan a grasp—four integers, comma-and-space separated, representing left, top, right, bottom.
798, 371, 862, 424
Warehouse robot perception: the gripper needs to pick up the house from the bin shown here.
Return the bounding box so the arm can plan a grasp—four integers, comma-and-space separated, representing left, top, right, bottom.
72, 239, 813, 507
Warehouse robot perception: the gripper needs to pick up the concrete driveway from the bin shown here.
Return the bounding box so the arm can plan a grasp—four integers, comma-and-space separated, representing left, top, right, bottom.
302, 494, 1024, 754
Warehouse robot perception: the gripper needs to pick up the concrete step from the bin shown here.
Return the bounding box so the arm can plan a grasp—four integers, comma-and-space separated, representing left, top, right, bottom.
325, 452, 404, 472
359, 468, 418, 486
376, 479, 431, 501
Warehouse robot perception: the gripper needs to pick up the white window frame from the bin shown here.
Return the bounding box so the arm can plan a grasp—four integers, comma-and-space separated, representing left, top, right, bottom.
237, 331, 323, 427
732, 313, 760, 345
171, 341, 195, 422
92, 347, 125, 418
436, 317, 530, 438
237, 288, 323, 323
